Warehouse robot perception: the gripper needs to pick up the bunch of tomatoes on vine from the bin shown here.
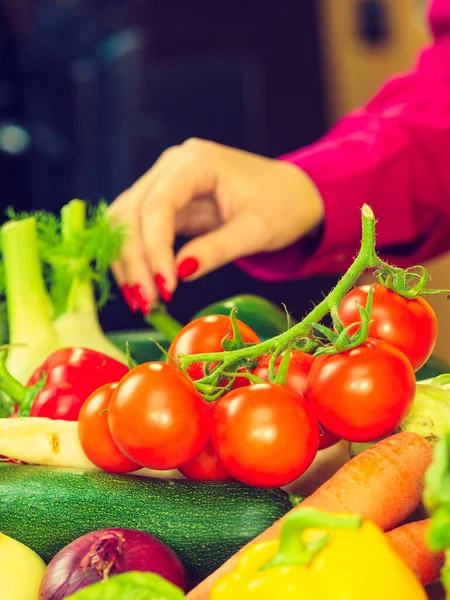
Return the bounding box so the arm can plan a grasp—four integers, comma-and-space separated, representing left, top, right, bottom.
78, 206, 441, 489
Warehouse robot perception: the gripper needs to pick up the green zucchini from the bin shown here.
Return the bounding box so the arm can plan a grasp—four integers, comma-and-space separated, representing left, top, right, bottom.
0, 464, 297, 583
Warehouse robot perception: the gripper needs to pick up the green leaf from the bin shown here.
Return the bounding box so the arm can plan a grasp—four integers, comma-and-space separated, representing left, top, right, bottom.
274, 344, 293, 386
268, 345, 285, 382
424, 432, 450, 513
311, 323, 338, 345
221, 306, 256, 352
65, 571, 185, 600
16, 372, 47, 417
427, 507, 450, 551
0, 392, 13, 417
423, 431, 450, 595
125, 341, 135, 370
282, 303, 292, 331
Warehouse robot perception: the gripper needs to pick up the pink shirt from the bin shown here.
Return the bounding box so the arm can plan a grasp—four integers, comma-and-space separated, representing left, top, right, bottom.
237, 0, 450, 281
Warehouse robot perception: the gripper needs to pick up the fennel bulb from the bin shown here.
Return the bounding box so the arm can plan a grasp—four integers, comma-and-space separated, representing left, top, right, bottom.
0, 199, 127, 385
2, 217, 60, 383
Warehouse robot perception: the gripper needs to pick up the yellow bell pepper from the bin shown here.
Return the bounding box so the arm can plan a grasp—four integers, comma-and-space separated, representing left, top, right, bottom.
210, 509, 427, 600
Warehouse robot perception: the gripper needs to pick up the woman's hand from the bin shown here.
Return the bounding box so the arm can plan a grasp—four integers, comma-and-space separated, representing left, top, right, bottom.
108, 138, 324, 314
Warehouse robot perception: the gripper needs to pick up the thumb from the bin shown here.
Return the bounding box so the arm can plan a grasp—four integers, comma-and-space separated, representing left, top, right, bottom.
175, 212, 268, 280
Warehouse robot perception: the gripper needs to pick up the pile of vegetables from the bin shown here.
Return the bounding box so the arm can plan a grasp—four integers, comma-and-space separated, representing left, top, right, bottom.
2, 201, 450, 598
45, 204, 447, 490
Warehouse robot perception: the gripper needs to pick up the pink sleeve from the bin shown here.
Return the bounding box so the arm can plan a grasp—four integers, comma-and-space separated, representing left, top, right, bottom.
236, 0, 450, 282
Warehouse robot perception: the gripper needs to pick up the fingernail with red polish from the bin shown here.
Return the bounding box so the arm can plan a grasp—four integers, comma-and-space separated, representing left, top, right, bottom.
121, 285, 139, 312
155, 274, 172, 302
132, 284, 151, 315
177, 257, 199, 280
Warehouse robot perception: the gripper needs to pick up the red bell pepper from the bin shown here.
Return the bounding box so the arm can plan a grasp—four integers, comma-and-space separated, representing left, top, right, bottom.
0, 347, 129, 420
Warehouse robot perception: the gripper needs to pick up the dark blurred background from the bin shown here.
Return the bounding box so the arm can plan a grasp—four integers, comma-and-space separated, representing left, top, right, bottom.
0, 0, 430, 332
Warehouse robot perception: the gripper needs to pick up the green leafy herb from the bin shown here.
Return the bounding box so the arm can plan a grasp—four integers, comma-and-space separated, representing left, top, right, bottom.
423, 432, 450, 591
65, 571, 185, 600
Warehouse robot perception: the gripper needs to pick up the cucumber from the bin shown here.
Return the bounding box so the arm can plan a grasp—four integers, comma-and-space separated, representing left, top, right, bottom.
0, 464, 296, 583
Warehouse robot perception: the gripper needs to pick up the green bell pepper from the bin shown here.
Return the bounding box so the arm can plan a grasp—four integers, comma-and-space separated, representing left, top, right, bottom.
193, 294, 288, 340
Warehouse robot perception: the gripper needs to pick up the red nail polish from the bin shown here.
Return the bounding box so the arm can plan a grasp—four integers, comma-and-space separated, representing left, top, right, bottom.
155, 274, 172, 303
177, 257, 199, 280
132, 284, 151, 315
121, 285, 139, 312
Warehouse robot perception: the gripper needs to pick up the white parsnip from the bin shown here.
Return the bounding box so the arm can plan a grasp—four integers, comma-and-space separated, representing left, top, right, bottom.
0, 417, 184, 479
0, 417, 98, 469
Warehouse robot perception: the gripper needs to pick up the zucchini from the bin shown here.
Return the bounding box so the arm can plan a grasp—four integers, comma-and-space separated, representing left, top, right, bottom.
0, 464, 296, 583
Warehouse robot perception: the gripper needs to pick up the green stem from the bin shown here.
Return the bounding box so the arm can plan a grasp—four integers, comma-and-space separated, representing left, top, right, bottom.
144, 304, 183, 342
260, 508, 362, 570
179, 205, 384, 393
61, 199, 86, 242
66, 279, 97, 315
0, 349, 26, 403
60, 200, 96, 315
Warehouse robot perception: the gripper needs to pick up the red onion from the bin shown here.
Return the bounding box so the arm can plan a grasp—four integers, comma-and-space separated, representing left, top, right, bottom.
39, 528, 187, 599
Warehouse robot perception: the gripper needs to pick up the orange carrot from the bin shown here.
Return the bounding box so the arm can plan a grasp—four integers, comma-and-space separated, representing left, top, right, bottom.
187, 432, 433, 600
386, 519, 445, 586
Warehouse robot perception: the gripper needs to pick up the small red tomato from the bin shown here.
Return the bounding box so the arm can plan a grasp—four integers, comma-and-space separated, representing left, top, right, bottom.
253, 350, 339, 450
307, 338, 416, 443
253, 350, 314, 397
337, 283, 438, 371
78, 383, 140, 473
108, 362, 211, 470
168, 315, 260, 381
178, 439, 232, 481
317, 426, 340, 450
212, 383, 319, 488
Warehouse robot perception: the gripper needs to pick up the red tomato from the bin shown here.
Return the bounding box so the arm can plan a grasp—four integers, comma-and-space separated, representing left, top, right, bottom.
253, 351, 339, 450
307, 338, 416, 443
78, 383, 140, 473
337, 283, 438, 371
253, 350, 314, 396
108, 362, 211, 470
168, 315, 260, 382
211, 383, 320, 488
317, 426, 340, 450
178, 439, 232, 481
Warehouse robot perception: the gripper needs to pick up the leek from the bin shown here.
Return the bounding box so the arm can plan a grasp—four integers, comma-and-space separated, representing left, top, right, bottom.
0, 199, 128, 385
